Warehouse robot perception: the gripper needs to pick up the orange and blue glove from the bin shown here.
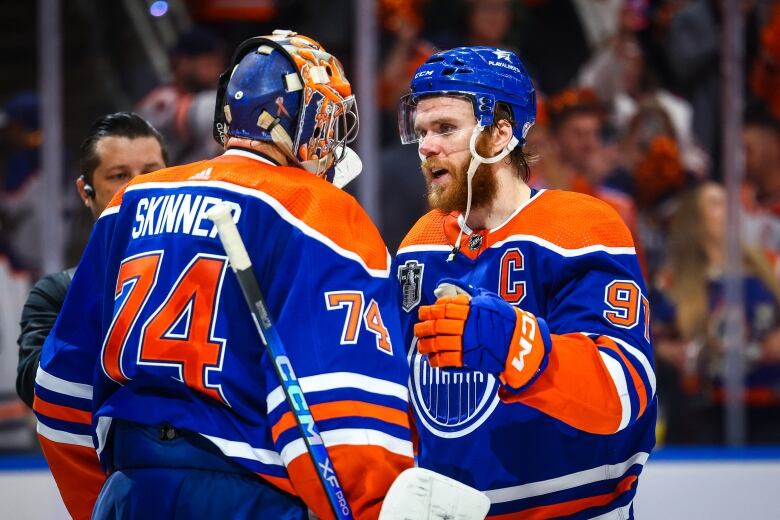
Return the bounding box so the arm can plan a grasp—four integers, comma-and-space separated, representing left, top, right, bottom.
413, 280, 551, 391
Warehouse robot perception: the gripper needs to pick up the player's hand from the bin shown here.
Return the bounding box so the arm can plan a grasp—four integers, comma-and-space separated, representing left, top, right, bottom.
413, 279, 551, 390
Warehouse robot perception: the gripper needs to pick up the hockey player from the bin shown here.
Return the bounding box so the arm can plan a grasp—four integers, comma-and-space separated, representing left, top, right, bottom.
396, 47, 656, 518
34, 31, 413, 519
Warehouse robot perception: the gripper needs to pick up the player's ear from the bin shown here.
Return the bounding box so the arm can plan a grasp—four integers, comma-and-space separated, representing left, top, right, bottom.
491, 119, 514, 155
76, 175, 95, 210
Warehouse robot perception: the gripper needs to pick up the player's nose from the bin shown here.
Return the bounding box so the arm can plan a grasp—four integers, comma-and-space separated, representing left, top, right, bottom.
418, 134, 440, 158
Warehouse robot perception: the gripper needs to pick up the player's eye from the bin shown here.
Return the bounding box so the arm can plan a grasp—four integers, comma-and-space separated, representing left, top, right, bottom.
439, 124, 457, 135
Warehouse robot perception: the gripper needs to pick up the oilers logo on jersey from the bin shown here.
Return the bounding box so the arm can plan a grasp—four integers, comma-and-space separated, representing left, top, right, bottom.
398, 260, 424, 312
408, 340, 500, 438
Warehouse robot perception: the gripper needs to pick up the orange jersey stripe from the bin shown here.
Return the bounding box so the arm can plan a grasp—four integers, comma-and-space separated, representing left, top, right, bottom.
400, 190, 635, 260
33, 396, 92, 425
271, 400, 410, 442
597, 337, 649, 418
107, 153, 388, 272
488, 475, 638, 519
501, 333, 623, 434
38, 435, 105, 520
286, 444, 413, 520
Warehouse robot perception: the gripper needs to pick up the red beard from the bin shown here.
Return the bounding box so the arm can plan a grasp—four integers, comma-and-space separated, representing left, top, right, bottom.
421, 140, 500, 214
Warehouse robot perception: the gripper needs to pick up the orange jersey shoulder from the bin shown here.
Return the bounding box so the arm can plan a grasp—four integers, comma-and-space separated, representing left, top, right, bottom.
500, 189, 635, 250
399, 210, 451, 249
107, 154, 389, 272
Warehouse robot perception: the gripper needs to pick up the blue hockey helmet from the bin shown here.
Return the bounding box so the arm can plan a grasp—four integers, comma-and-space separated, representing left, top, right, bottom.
399, 46, 535, 145
213, 30, 358, 181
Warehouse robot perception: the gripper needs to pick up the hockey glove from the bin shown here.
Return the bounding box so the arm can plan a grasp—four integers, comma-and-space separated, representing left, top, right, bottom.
414, 279, 551, 391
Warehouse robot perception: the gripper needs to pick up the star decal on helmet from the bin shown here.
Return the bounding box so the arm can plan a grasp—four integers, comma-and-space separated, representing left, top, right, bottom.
492, 49, 513, 62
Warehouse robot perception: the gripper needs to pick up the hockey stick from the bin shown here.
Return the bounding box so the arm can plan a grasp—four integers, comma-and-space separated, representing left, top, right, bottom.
207, 204, 352, 520
379, 467, 490, 520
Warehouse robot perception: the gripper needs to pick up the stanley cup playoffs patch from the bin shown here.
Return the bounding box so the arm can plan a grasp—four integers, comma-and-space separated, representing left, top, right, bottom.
398, 260, 424, 312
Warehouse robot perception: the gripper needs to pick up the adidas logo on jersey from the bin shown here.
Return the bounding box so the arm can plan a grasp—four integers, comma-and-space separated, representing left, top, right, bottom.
188, 167, 213, 181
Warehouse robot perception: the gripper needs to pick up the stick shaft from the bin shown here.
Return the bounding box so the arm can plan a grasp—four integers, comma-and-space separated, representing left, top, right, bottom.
208, 204, 352, 519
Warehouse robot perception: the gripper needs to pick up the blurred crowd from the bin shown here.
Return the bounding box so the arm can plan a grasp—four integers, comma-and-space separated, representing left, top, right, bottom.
2, 0, 780, 449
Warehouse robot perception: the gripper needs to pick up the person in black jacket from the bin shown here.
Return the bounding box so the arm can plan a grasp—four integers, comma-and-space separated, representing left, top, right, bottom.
16, 112, 167, 407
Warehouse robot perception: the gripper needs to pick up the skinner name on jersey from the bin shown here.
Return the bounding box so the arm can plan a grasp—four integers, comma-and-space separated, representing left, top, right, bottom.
132, 194, 242, 239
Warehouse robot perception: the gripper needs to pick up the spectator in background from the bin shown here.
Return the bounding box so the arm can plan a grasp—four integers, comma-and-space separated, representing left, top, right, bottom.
543, 88, 638, 226
0, 92, 44, 275
578, 1, 708, 178
136, 27, 225, 165
522, 0, 623, 93
16, 113, 167, 409
742, 101, 780, 253
606, 101, 688, 280
0, 92, 41, 452
665, 0, 760, 180
653, 181, 780, 444
743, 102, 780, 218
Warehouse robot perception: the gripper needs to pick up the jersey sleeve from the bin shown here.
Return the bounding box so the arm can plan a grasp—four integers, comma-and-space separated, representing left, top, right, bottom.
32, 216, 116, 520
255, 204, 413, 519
503, 215, 656, 436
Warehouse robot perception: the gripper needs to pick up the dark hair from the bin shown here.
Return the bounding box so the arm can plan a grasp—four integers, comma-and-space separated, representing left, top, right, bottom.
486, 102, 532, 182
79, 112, 168, 182
744, 100, 780, 135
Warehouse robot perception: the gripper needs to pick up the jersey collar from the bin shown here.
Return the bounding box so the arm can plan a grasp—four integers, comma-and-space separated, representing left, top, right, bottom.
223, 147, 281, 166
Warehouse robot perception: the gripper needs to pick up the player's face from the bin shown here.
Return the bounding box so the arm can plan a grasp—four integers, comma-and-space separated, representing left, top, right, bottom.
415, 96, 478, 212
80, 136, 165, 218
743, 126, 780, 186
555, 112, 602, 172
414, 96, 502, 213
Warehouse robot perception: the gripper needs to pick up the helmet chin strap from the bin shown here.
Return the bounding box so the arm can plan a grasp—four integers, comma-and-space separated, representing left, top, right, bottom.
447, 125, 519, 262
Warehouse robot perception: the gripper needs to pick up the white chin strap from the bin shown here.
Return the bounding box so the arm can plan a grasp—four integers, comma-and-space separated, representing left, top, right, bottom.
447, 125, 519, 262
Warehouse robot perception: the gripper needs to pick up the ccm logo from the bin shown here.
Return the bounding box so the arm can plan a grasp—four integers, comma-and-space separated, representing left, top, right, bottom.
510, 312, 536, 373
414, 70, 434, 78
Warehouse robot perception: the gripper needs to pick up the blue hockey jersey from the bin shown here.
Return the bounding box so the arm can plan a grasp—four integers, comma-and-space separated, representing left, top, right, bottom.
395, 189, 656, 519
33, 149, 413, 519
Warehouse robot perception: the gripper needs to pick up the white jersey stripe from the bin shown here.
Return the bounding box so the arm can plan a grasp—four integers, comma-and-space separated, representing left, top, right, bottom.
36, 422, 94, 448
266, 372, 409, 414
485, 452, 649, 503
35, 367, 93, 400
279, 428, 414, 467
200, 433, 284, 467
98, 205, 120, 219
600, 351, 632, 432
603, 334, 657, 397
122, 180, 391, 278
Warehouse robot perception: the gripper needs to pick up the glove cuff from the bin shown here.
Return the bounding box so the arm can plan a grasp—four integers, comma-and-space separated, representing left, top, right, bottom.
499, 308, 551, 391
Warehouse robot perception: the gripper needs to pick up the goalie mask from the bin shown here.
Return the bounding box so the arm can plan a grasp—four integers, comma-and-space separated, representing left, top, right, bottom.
213, 30, 360, 186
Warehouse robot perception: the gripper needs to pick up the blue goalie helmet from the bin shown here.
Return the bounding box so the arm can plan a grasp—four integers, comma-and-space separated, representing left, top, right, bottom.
213, 30, 358, 182
399, 46, 536, 145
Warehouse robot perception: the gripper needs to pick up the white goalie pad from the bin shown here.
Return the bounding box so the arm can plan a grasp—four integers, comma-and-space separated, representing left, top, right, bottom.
379, 468, 490, 520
